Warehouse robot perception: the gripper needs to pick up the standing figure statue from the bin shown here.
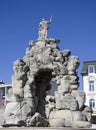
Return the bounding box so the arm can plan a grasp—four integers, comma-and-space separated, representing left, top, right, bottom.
38, 17, 52, 40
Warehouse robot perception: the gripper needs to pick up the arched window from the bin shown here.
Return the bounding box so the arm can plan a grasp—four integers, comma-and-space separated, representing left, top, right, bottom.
89, 99, 95, 108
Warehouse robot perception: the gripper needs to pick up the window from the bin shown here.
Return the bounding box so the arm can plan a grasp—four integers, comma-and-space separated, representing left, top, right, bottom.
89, 99, 95, 108
88, 65, 95, 73
2, 88, 5, 98
89, 80, 94, 91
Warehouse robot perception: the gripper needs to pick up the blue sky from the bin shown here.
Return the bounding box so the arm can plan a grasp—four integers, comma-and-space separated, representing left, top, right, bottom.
0, 0, 96, 90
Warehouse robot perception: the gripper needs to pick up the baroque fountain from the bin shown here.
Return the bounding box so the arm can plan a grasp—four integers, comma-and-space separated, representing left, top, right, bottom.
2, 18, 92, 128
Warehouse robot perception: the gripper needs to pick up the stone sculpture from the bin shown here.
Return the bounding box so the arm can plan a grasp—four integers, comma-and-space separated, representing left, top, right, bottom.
38, 17, 52, 40
2, 18, 92, 128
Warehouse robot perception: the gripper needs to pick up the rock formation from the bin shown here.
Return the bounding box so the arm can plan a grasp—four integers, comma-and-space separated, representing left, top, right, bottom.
2, 18, 92, 128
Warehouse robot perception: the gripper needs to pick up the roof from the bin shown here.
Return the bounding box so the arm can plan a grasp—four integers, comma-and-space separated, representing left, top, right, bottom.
81, 60, 96, 75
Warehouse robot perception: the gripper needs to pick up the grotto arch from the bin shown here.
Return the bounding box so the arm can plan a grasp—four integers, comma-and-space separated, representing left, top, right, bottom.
2, 18, 92, 128
34, 69, 53, 117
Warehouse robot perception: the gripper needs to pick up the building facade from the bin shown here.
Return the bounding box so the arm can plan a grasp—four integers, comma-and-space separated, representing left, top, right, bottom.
0, 81, 11, 108
81, 61, 96, 115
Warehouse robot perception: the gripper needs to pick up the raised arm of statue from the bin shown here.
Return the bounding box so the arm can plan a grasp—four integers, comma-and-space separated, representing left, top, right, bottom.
49, 16, 52, 23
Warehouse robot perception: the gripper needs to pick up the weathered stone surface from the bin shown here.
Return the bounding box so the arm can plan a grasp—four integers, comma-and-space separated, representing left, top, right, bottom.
72, 111, 86, 121
6, 88, 19, 102
2, 18, 92, 128
4, 102, 21, 117
67, 56, 80, 75
2, 116, 21, 126
71, 90, 86, 110
26, 113, 48, 127
62, 49, 71, 57
55, 92, 78, 110
49, 110, 91, 128
45, 95, 55, 118
49, 110, 72, 127
82, 106, 92, 122
72, 121, 92, 128
57, 77, 71, 93
49, 119, 65, 127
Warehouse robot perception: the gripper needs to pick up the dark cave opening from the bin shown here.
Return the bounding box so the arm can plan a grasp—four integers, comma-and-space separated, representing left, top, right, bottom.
34, 69, 53, 117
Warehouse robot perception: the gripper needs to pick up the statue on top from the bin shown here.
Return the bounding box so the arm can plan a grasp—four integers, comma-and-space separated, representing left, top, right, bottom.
38, 17, 52, 40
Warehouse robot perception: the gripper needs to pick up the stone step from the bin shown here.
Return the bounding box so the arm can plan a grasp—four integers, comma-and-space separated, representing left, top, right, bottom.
0, 127, 95, 130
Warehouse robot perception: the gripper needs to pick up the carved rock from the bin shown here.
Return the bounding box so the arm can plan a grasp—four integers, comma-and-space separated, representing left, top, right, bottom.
2, 19, 92, 128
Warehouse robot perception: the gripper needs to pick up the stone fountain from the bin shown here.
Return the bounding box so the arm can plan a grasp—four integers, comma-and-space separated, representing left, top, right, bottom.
2, 18, 92, 128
